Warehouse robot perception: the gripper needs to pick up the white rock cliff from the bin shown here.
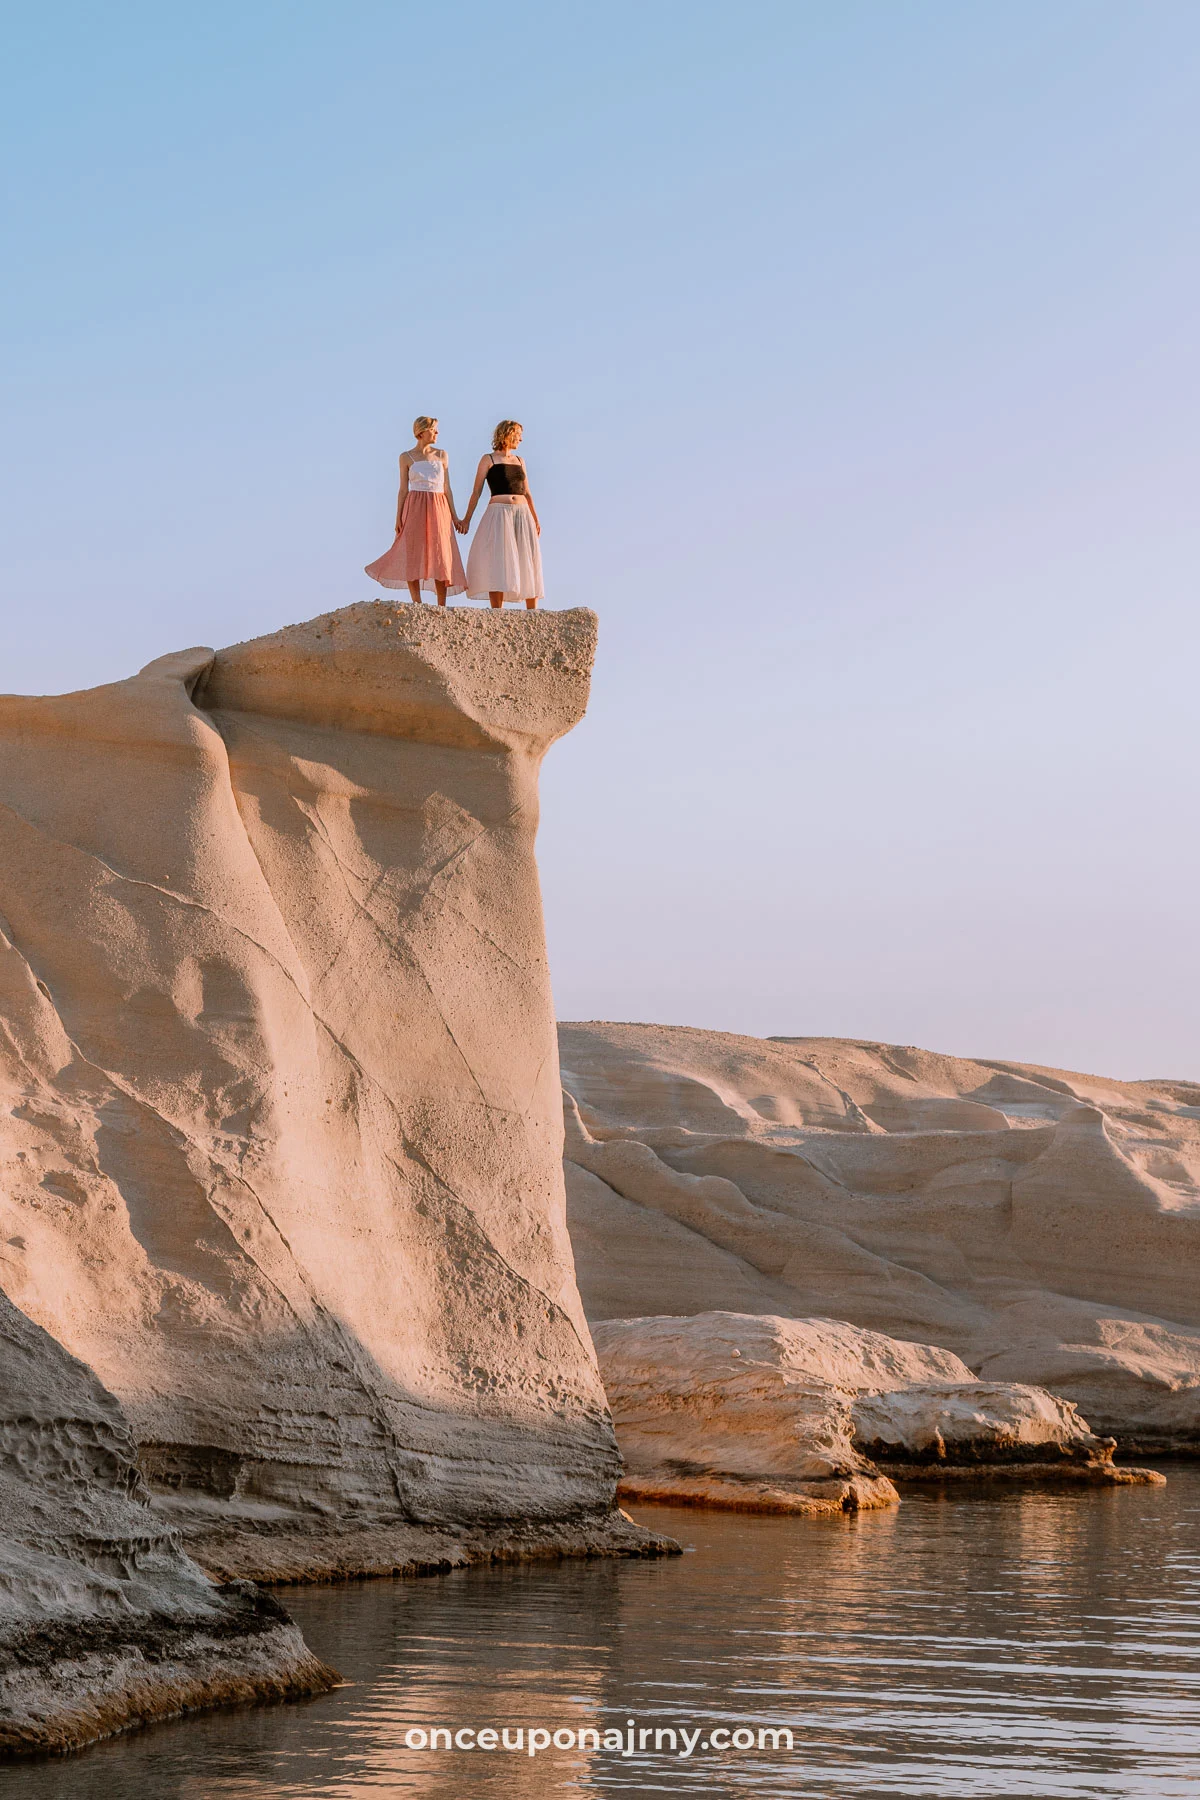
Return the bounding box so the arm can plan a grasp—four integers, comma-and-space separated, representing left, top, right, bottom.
562, 1022, 1200, 1449
0, 607, 667, 1749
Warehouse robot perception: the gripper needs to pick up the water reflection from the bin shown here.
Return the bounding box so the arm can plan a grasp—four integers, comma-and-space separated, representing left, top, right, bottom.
7, 1470, 1198, 1798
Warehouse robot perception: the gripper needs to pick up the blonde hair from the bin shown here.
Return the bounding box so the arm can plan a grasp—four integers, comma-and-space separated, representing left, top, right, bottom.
492, 419, 522, 452
412, 415, 436, 437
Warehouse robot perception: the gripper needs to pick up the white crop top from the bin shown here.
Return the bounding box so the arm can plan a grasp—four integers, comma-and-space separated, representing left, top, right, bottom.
407, 451, 445, 493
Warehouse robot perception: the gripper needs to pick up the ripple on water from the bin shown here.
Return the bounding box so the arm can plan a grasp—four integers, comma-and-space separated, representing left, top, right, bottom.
5, 1468, 1199, 1799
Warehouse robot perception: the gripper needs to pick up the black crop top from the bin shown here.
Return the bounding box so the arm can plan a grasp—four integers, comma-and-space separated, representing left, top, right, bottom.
486, 458, 528, 496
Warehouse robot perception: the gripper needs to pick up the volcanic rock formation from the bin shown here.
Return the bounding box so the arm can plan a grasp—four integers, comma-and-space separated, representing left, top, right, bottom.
0, 606, 673, 1749
595, 1311, 1158, 1516
562, 1023, 1200, 1450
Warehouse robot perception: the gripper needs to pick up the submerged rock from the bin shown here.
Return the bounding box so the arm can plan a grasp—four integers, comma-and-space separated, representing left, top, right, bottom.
594, 1312, 1164, 1513
561, 1022, 1200, 1450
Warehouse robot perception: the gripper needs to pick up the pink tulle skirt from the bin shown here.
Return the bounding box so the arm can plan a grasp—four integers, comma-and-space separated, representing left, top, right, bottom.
365, 491, 467, 593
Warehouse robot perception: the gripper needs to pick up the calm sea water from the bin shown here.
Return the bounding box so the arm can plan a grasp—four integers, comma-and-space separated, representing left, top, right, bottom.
9, 1468, 1200, 1799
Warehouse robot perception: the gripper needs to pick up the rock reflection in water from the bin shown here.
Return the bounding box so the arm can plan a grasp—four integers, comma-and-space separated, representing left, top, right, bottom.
6, 1470, 1198, 1798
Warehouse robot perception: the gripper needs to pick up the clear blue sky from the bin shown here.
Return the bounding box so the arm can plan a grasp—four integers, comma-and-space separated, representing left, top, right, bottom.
3, 2, 1198, 1077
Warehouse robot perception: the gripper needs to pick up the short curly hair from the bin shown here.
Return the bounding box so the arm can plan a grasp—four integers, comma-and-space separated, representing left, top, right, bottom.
412, 415, 436, 437
492, 419, 523, 451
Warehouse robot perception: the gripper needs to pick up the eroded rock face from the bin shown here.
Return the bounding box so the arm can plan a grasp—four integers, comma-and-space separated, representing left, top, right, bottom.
562, 1023, 1200, 1449
594, 1311, 1156, 1514
0, 606, 619, 1561
0, 1291, 335, 1753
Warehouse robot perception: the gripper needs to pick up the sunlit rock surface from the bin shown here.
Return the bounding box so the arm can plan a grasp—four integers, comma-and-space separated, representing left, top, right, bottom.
0, 606, 629, 1573
562, 1022, 1200, 1450
595, 1311, 1161, 1514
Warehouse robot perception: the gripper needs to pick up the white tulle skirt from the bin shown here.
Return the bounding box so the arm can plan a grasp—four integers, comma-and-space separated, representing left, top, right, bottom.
466, 501, 543, 603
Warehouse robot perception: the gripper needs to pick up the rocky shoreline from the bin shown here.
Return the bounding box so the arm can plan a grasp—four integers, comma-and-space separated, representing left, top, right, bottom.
0, 1587, 337, 1758
0, 1511, 679, 1759
617, 1472, 900, 1515
594, 1311, 1169, 1515
187, 1509, 681, 1587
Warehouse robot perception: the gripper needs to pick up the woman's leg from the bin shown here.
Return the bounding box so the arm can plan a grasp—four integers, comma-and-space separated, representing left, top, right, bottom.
407, 581, 423, 605
435, 581, 448, 606
489, 592, 504, 608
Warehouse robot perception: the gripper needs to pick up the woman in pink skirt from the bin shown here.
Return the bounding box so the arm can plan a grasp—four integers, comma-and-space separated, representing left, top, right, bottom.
365, 416, 467, 604
460, 420, 544, 608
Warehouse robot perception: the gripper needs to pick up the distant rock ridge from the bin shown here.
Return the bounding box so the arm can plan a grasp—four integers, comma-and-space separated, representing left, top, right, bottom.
0, 606, 671, 1752
561, 1021, 1200, 1450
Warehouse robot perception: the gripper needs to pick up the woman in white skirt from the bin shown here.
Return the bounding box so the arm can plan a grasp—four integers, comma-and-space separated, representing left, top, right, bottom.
460, 420, 544, 608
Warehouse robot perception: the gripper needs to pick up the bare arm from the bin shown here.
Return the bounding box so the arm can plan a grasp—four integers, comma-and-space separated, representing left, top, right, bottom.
460, 455, 491, 531
521, 460, 540, 534
394, 453, 411, 534
441, 452, 461, 529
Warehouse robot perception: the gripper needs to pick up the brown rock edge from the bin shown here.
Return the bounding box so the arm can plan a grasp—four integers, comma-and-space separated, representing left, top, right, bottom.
883, 1461, 1166, 1487
0, 1587, 337, 1758
864, 1432, 1167, 1487
616, 1475, 900, 1515
189, 1510, 683, 1587
616, 1458, 1166, 1516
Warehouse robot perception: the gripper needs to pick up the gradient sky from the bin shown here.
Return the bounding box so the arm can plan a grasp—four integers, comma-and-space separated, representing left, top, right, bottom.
3, 2, 1198, 1078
